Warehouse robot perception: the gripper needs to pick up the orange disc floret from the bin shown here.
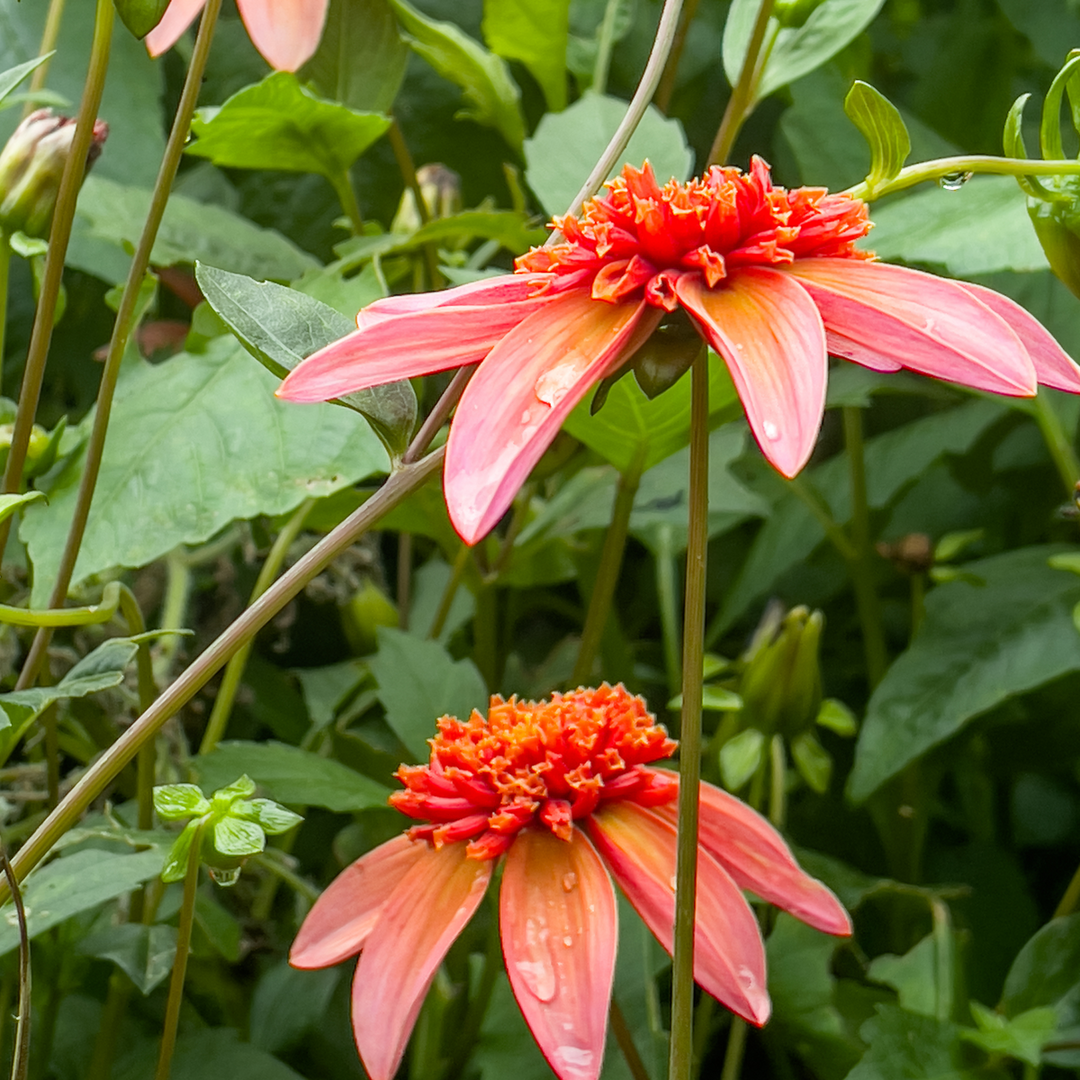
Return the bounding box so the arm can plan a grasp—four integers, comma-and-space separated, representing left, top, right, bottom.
390, 683, 678, 860
516, 157, 873, 306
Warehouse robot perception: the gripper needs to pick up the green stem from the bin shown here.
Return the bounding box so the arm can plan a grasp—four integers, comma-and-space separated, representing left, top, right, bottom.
768, 734, 785, 829
1054, 861, 1080, 918
117, 586, 156, 846
1, 450, 444, 896
86, 971, 131, 1080
329, 167, 364, 235
655, 525, 682, 697
1032, 393, 1080, 494
26, 0, 68, 108
14, 0, 223, 693
250, 849, 320, 906
0, 233, 11, 396
571, 449, 645, 686
198, 499, 314, 756
707, 0, 776, 165
719, 1019, 748, 1080
446, 912, 501, 1080
428, 543, 470, 641
668, 348, 709, 1080
397, 532, 412, 630
157, 554, 194, 673
386, 117, 441, 289
654, 0, 701, 113
784, 476, 858, 562
609, 999, 651, 1080
591, 0, 622, 96
0, 835, 30, 1080
154, 821, 205, 1080
0, 0, 113, 552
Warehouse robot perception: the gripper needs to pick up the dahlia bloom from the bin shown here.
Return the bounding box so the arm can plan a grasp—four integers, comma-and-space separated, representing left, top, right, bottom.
146, 0, 328, 72
290, 684, 850, 1080
278, 157, 1080, 544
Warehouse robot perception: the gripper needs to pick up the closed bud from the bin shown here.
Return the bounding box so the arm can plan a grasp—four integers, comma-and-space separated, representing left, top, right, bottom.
0, 110, 108, 239
391, 163, 461, 234
1029, 196, 1080, 301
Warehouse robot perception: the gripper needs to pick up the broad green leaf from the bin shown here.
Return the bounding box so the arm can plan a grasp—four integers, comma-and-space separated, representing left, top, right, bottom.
997, 0, 1080, 69
867, 177, 1049, 276
21, 337, 387, 606
474, 975, 556, 1080
193, 741, 391, 812
524, 92, 693, 216
301, 0, 409, 113
0, 848, 165, 957
0, 54, 51, 109
483, 0, 570, 112
844, 80, 910, 193
78, 923, 177, 995
249, 963, 340, 1054
849, 546, 1080, 802
1000, 912, 1080, 1017
723, 0, 886, 104
195, 264, 417, 457
387, 0, 526, 151
187, 72, 390, 179
368, 627, 488, 761
115, 1027, 308, 1080
846, 1005, 971, 1080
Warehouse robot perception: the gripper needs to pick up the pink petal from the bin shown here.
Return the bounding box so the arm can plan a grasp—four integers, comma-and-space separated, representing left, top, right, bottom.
352, 842, 492, 1080
358, 274, 557, 327
586, 801, 771, 1025
290, 834, 426, 969
652, 774, 851, 937
145, 0, 206, 56
444, 290, 656, 544
237, 0, 329, 71
957, 281, 1080, 392
501, 828, 617, 1080
788, 259, 1038, 397
675, 268, 827, 479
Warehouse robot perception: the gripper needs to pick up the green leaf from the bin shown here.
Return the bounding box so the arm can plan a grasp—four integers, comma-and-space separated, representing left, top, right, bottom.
212, 774, 258, 804
213, 817, 266, 858
844, 80, 911, 193
723, 0, 886, 104
161, 821, 200, 883
524, 92, 693, 216
483, 0, 569, 112
0, 490, 43, 524
187, 72, 390, 179
368, 627, 489, 761
702, 685, 744, 711
301, 0, 409, 113
961, 1003, 1057, 1066
153, 784, 211, 821
118, 1028, 308, 1080
867, 932, 953, 1019
195, 263, 417, 457
817, 698, 858, 736
78, 923, 178, 995
1000, 911, 1080, 1017
193, 740, 391, 812
719, 728, 765, 791
791, 730, 832, 793
386, 0, 526, 151
234, 798, 304, 834
849, 546, 1080, 802
249, 963, 340, 1054
0, 54, 51, 109
0, 847, 165, 957
846, 1005, 971, 1080
20, 337, 388, 606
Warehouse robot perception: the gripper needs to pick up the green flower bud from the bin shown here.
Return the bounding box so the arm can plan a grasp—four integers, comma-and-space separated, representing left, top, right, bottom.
1028, 194, 1080, 301
391, 163, 462, 234
0, 110, 108, 239
773, 0, 825, 28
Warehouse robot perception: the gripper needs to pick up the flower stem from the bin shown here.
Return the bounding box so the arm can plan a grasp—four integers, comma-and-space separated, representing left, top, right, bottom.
654, 0, 701, 113
571, 448, 645, 685
669, 347, 709, 1080
26, 0, 68, 109
13, 0, 223, 693
428, 543, 469, 641
0, 233, 11, 396
0, 449, 445, 896
719, 1018, 748, 1080
707, 0, 776, 165
403, 363, 476, 464
655, 525, 683, 697
154, 821, 206, 1080
329, 167, 364, 235
784, 476, 858, 562
610, 999, 651, 1080
386, 118, 441, 289
1032, 393, 1080, 494
591, 0, 622, 96
0, 833, 30, 1080
0, 0, 113, 552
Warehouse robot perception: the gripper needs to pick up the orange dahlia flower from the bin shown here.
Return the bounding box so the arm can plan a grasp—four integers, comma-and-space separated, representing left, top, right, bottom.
278, 158, 1080, 543
290, 685, 850, 1080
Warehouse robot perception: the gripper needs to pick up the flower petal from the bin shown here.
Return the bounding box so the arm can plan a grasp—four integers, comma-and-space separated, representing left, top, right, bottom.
290, 834, 426, 969
501, 828, 616, 1080
145, 0, 206, 55
586, 801, 770, 1025
352, 842, 492, 1080
236, 0, 329, 71
675, 267, 827, 479
956, 281, 1080, 392
788, 259, 1038, 396
652, 775, 851, 937
445, 290, 655, 544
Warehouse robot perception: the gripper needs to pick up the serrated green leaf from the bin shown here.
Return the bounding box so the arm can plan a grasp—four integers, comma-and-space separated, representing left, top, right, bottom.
213, 817, 266, 858
719, 728, 765, 791
483, 0, 569, 111
844, 80, 910, 192
153, 784, 211, 821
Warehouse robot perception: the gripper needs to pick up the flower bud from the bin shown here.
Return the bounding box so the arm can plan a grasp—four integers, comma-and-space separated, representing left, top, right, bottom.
1028, 195, 1080, 301
391, 163, 461, 234
0, 110, 108, 239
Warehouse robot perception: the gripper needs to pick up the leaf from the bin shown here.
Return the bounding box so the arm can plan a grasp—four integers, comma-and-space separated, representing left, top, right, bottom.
193, 741, 391, 812
719, 728, 765, 791
0, 491, 43, 524
723, 0, 886, 104
368, 627, 489, 761
961, 1003, 1057, 1066
115, 1028, 308, 1080
1000, 912, 1080, 1017
235, 798, 303, 834
20, 337, 388, 606
791, 730, 832, 794
161, 822, 199, 883
249, 963, 340, 1054
524, 92, 693, 216
213, 817, 266, 858
483, 0, 570, 112
817, 698, 857, 736
386, 0, 526, 152
844, 80, 911, 192
78, 923, 178, 995
195, 263, 417, 457
849, 546, 1080, 802
153, 784, 211, 821
0, 54, 51, 109
0, 848, 165, 958
846, 1005, 971, 1080
187, 72, 390, 179
867, 932, 952, 1019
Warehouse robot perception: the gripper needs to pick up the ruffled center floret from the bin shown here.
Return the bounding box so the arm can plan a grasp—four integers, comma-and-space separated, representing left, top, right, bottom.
516, 157, 873, 309
391, 683, 678, 860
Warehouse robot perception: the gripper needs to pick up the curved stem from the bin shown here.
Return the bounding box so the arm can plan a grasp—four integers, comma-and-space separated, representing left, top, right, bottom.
668, 348, 709, 1080
784, 475, 857, 562
654, 0, 701, 113
428, 543, 470, 641
15, 0, 224, 692
387, 116, 441, 289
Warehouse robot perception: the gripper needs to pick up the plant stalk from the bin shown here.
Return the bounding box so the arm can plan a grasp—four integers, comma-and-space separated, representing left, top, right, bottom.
610, 999, 651, 1080
0, 834, 30, 1080
26, 0, 68, 106
1032, 393, 1080, 493
655, 525, 682, 697
654, 0, 702, 113
0, 234, 10, 396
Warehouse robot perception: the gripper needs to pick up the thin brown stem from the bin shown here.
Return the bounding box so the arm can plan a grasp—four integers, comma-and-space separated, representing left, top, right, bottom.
402, 363, 476, 464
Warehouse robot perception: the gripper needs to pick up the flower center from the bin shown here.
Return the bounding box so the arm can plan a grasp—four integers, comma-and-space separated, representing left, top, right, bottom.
390, 683, 678, 860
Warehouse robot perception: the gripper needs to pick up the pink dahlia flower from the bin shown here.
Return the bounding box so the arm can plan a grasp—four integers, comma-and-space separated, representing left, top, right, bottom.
146, 0, 328, 72
278, 158, 1080, 543
290, 684, 850, 1080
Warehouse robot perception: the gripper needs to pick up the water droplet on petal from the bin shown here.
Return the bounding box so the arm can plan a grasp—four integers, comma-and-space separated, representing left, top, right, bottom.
763, 420, 780, 440
562, 872, 578, 892
553, 1046, 595, 1075
209, 866, 241, 887
514, 958, 557, 1001
737, 965, 758, 990
938, 171, 973, 191
535, 365, 581, 407
563, 934, 574, 947
670, 875, 678, 891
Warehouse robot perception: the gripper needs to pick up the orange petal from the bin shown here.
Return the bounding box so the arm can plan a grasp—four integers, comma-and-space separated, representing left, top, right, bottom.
444, 290, 652, 544
675, 267, 827, 479
237, 0, 329, 71
290, 834, 426, 969
145, 0, 206, 56
788, 259, 1038, 396
586, 801, 771, 1025
352, 842, 492, 1080
500, 828, 616, 1080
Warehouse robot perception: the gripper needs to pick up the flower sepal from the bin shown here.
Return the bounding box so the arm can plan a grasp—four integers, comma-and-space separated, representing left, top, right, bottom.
114, 0, 171, 38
